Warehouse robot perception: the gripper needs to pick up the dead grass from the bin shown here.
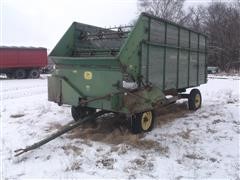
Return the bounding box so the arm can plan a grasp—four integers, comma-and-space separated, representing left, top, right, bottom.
155, 102, 189, 127
66, 102, 189, 146
40, 102, 187, 155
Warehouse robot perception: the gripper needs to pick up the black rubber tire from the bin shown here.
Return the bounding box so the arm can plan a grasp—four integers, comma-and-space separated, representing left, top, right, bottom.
28, 69, 40, 79
71, 106, 96, 122
188, 89, 202, 110
131, 111, 155, 134
14, 69, 26, 79
6, 73, 13, 79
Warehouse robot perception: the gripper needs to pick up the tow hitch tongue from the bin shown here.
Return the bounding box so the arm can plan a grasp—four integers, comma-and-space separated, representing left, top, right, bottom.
14, 111, 106, 157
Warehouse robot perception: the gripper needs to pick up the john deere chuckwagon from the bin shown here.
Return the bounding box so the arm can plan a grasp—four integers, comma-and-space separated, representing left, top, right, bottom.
15, 13, 207, 156
48, 13, 207, 133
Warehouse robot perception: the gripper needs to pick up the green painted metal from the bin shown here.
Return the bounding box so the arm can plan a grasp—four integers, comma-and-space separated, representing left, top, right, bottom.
48, 13, 207, 115
188, 30, 191, 87
176, 26, 180, 89
163, 22, 167, 90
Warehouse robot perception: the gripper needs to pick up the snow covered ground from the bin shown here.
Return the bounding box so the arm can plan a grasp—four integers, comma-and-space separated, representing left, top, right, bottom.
0, 75, 239, 179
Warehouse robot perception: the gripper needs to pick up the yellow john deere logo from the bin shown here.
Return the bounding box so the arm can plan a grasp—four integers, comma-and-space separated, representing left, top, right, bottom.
84, 71, 93, 80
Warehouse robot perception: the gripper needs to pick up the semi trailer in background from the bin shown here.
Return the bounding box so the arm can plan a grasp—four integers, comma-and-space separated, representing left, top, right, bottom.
0, 46, 48, 79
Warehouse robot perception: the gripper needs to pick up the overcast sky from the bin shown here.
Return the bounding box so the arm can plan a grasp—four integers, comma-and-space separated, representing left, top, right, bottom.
0, 0, 231, 52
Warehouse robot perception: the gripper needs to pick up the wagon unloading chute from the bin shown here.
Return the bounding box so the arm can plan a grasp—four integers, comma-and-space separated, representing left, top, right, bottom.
15, 13, 207, 156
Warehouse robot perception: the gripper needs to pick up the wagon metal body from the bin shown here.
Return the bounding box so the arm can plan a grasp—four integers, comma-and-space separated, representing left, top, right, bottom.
48, 13, 207, 132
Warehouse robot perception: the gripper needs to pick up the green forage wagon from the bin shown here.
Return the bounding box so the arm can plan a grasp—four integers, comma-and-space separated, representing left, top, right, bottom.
48, 13, 207, 134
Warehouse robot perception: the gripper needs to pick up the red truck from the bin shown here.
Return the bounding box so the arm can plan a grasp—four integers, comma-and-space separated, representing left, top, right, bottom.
0, 46, 48, 79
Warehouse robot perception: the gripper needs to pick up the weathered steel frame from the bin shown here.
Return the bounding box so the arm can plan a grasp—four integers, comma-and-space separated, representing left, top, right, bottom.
146, 17, 151, 84
197, 34, 200, 85
205, 38, 208, 82
163, 21, 168, 90
188, 31, 191, 87
176, 26, 180, 89
143, 41, 205, 54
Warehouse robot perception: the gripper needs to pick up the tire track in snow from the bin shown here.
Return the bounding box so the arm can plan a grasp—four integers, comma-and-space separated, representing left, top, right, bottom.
1, 79, 47, 100
2, 87, 47, 100
2, 86, 47, 100
2, 84, 46, 92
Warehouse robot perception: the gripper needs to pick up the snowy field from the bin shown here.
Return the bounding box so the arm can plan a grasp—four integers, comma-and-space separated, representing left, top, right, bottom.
1, 75, 239, 179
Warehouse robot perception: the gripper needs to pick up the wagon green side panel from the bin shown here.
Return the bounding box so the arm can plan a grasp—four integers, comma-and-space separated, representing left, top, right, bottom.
141, 43, 165, 88
140, 13, 208, 91
178, 50, 189, 88
166, 24, 178, 46
165, 49, 178, 89
191, 33, 198, 50
150, 20, 165, 43
189, 52, 198, 86
48, 55, 123, 109
48, 76, 61, 104
180, 29, 189, 48
148, 46, 164, 88
61, 79, 80, 106
141, 43, 148, 82
119, 15, 149, 80
199, 35, 207, 84
54, 66, 122, 98
199, 53, 206, 84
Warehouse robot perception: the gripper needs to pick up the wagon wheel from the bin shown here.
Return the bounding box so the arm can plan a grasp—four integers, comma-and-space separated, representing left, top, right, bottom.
6, 73, 13, 79
71, 106, 96, 122
131, 110, 155, 134
188, 89, 202, 110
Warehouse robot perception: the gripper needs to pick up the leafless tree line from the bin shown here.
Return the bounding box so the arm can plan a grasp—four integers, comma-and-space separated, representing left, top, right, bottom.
138, 0, 240, 71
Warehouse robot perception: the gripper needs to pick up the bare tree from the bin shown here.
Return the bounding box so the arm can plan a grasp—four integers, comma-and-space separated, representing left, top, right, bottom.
207, 2, 240, 70
137, 0, 186, 23
185, 5, 207, 32
187, 1, 240, 71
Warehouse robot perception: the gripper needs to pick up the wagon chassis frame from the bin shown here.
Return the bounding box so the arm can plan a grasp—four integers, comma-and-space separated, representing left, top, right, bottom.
14, 88, 183, 157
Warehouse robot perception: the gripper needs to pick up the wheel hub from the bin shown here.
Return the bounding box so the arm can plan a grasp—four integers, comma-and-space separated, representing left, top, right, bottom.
195, 94, 201, 108
141, 111, 152, 131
